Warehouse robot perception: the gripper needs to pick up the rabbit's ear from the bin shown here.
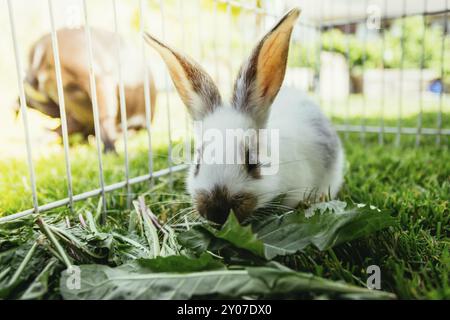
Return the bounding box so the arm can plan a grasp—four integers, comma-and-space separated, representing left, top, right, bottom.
231, 8, 300, 127
144, 33, 222, 120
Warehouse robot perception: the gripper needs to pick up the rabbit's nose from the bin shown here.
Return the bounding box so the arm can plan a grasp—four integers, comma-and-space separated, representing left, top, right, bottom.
195, 185, 233, 225
206, 206, 231, 225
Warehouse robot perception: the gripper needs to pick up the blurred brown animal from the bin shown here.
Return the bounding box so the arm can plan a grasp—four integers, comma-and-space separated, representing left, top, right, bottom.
20, 27, 157, 153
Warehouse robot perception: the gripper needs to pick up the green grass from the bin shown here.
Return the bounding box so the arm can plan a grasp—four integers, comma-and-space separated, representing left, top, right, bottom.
289, 137, 449, 299
0, 132, 185, 215
0, 112, 449, 299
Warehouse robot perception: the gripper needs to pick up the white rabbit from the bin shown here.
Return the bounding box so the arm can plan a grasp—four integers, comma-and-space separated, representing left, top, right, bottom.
145, 8, 344, 224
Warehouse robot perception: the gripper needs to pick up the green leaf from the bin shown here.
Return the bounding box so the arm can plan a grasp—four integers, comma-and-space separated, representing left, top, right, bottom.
60, 265, 259, 300
59, 262, 395, 300
20, 259, 58, 300
59, 252, 262, 300
304, 200, 348, 218
0, 242, 50, 299
177, 227, 215, 254
255, 204, 396, 259
247, 265, 395, 299
215, 212, 265, 257
177, 212, 265, 258
179, 202, 396, 260
135, 253, 225, 273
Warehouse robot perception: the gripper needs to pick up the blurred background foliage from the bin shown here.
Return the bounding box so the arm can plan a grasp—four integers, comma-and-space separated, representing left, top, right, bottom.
288, 16, 450, 84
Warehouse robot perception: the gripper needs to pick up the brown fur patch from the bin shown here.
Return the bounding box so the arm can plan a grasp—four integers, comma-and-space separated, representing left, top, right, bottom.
144, 33, 221, 120
195, 186, 257, 224
173, 51, 222, 110
232, 192, 258, 221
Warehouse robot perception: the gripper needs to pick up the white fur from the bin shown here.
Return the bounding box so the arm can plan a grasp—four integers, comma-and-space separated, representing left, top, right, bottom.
187, 86, 345, 210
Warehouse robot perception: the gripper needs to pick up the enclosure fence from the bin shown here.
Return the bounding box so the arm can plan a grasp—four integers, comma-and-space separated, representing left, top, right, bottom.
1, 0, 449, 223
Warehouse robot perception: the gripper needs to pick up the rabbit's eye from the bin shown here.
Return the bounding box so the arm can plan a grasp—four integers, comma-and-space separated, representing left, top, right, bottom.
246, 162, 259, 172
245, 161, 262, 179
194, 162, 200, 176
245, 149, 261, 178
194, 149, 202, 176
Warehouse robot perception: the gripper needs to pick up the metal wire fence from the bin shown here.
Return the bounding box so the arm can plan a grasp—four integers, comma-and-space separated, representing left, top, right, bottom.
0, 0, 448, 223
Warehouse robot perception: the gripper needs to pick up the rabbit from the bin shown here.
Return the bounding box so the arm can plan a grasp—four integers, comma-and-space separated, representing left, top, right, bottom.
144, 7, 344, 224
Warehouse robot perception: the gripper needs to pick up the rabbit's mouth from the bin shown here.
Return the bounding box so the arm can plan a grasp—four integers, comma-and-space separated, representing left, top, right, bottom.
194, 185, 257, 225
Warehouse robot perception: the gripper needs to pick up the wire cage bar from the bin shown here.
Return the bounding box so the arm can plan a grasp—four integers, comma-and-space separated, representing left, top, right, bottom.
82, 0, 107, 221
6, 0, 40, 214
48, 0, 74, 213
138, 0, 155, 187
112, 0, 131, 207
0, 0, 449, 224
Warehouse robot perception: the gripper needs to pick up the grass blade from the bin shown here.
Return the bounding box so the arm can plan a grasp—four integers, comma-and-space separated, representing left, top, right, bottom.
37, 217, 72, 268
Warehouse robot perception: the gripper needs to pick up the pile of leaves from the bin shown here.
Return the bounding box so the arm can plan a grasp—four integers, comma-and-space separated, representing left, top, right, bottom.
0, 195, 397, 300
